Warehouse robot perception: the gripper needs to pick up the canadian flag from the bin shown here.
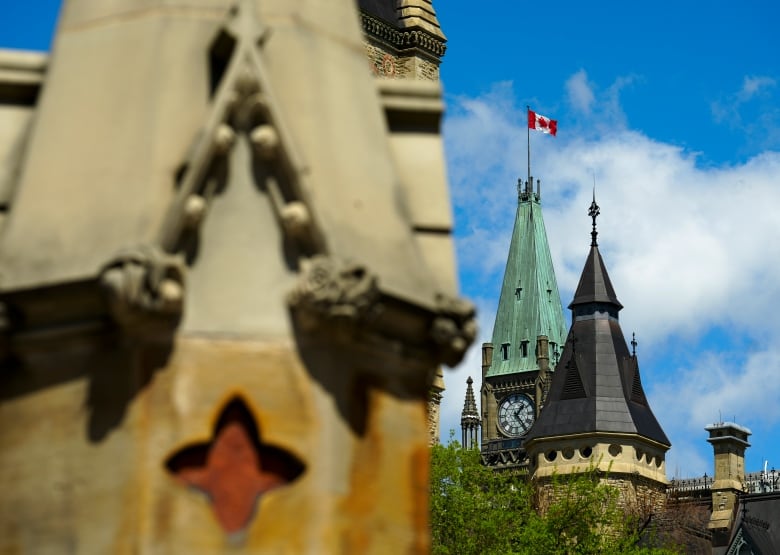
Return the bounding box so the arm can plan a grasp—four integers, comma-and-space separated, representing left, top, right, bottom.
528, 109, 557, 136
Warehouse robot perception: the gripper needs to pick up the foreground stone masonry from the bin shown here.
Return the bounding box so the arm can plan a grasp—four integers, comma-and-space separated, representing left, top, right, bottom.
0, 337, 436, 552
165, 395, 306, 535
0, 0, 468, 552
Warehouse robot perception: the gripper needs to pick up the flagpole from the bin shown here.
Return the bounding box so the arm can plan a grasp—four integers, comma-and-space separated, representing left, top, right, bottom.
526, 105, 531, 193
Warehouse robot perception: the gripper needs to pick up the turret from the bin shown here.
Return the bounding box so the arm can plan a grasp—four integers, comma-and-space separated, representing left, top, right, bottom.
461, 377, 480, 449
525, 196, 670, 513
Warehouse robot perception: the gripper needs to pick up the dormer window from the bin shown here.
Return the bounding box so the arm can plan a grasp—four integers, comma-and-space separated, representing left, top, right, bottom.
515, 284, 523, 301
500, 343, 510, 360
520, 340, 529, 358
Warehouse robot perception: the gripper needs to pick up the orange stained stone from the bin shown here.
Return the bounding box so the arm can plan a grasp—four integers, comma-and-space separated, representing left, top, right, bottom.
166, 397, 304, 534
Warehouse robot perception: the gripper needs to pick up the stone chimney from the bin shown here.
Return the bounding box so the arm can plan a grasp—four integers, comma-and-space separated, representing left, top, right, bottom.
706, 421, 751, 546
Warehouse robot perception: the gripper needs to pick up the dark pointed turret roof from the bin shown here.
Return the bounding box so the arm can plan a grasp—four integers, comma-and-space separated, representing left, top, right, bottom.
569, 246, 623, 310
525, 201, 669, 448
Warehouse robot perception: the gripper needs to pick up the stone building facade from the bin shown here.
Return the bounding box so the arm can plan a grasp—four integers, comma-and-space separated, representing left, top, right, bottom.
358, 0, 449, 445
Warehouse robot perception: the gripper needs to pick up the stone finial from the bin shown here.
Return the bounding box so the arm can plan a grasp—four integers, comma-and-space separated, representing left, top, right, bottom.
588, 190, 600, 247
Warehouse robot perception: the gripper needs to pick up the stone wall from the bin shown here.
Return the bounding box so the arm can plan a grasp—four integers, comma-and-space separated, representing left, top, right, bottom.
364, 43, 440, 81
602, 474, 668, 517
535, 471, 668, 519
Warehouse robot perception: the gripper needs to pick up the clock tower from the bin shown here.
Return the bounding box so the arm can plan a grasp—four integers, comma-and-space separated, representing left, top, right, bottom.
478, 177, 568, 471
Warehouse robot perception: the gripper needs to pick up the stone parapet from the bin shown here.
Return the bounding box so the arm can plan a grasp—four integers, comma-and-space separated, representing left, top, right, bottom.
360, 12, 446, 62
528, 434, 668, 485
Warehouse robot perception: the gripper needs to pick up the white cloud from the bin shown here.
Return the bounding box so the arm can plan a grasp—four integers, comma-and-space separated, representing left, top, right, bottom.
660, 348, 780, 429
440, 74, 780, 477
566, 69, 595, 115
739, 75, 776, 101
712, 75, 780, 152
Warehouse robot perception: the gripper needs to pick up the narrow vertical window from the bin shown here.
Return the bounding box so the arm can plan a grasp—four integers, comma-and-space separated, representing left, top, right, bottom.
501, 343, 510, 360
520, 341, 529, 358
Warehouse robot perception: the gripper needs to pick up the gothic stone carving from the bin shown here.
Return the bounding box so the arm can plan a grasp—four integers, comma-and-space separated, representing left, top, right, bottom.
100, 245, 185, 340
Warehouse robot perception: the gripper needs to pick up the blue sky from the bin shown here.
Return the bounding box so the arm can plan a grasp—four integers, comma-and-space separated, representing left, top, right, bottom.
3, 1, 780, 479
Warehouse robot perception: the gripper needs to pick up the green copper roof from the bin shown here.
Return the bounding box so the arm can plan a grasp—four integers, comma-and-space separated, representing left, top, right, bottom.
486, 187, 567, 377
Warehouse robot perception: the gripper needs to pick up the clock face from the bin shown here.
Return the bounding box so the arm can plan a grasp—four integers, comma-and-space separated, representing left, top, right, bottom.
498, 394, 535, 437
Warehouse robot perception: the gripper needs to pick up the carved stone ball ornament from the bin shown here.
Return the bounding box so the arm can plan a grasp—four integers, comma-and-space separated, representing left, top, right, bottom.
250, 124, 279, 160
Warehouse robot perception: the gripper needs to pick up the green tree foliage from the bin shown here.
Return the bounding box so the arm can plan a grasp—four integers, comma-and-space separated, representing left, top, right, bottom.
430, 439, 680, 555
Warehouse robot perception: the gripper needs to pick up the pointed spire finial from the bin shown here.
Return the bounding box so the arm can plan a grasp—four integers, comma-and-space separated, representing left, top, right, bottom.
462, 376, 478, 415
588, 185, 600, 247
461, 376, 480, 449
631, 332, 637, 357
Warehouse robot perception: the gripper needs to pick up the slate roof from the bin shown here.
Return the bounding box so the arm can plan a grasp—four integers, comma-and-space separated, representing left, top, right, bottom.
723, 492, 780, 555
569, 242, 623, 310
525, 240, 669, 447
485, 187, 568, 377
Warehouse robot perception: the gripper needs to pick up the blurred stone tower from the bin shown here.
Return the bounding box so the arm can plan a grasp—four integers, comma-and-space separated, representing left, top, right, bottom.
525, 196, 670, 514
478, 177, 568, 471
0, 0, 473, 552
359, 0, 446, 81
359, 0, 449, 444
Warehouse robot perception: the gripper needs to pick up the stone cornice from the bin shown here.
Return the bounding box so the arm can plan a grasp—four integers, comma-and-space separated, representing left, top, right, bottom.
360, 13, 446, 60
525, 431, 671, 453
